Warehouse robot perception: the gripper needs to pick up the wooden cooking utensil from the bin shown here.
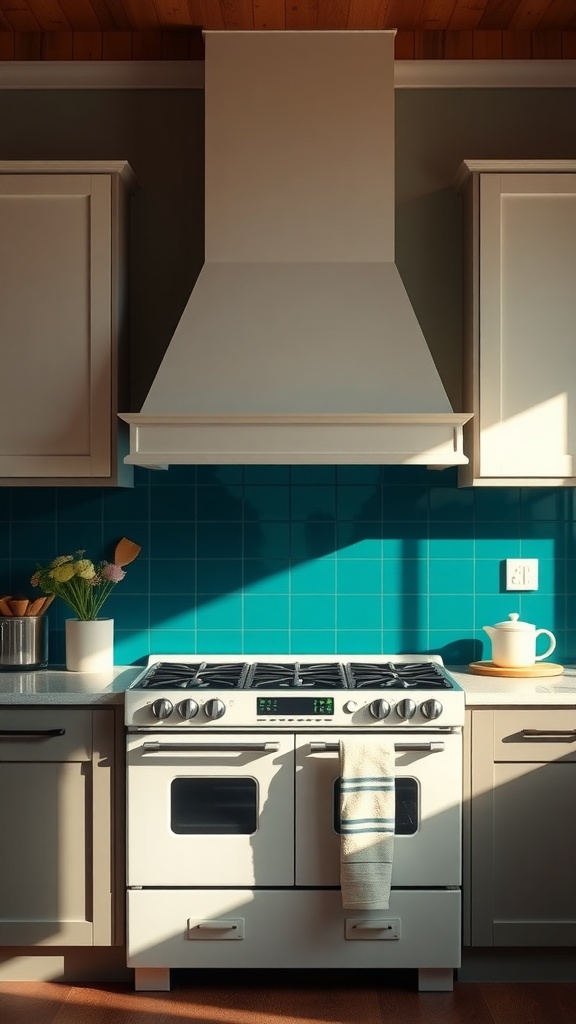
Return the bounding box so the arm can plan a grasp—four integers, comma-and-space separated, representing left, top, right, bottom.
0, 597, 13, 616
8, 599, 29, 617
26, 598, 46, 616
39, 594, 56, 614
114, 537, 141, 567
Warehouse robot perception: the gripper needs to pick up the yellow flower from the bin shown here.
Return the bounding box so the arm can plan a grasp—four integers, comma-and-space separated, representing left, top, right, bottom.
50, 554, 73, 568
75, 559, 96, 580
51, 563, 76, 583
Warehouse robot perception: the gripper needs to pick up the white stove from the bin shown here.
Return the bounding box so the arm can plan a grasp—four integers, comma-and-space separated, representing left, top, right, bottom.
126, 653, 464, 995
124, 653, 465, 731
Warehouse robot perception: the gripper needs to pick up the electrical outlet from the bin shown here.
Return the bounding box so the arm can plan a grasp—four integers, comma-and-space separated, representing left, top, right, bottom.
506, 558, 538, 591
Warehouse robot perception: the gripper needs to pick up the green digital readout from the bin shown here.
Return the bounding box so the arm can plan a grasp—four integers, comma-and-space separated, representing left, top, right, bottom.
256, 697, 334, 716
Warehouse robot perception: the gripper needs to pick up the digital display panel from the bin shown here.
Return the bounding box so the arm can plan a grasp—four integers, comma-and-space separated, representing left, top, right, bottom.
256, 697, 334, 716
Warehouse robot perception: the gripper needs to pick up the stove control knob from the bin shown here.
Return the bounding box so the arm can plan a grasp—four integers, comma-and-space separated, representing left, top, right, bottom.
151, 698, 174, 720
368, 699, 391, 720
177, 698, 199, 720
420, 698, 443, 721
395, 698, 416, 720
343, 700, 359, 714
204, 698, 226, 721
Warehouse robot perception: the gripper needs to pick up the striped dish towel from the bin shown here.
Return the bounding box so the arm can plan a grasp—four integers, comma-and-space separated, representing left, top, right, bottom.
339, 735, 395, 910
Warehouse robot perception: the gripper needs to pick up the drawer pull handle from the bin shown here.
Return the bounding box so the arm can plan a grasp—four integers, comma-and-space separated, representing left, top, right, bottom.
0, 729, 65, 738
196, 922, 238, 931
521, 729, 576, 741
142, 741, 280, 754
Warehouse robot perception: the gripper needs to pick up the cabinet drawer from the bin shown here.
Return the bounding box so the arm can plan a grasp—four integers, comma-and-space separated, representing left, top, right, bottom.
493, 710, 576, 762
0, 708, 93, 761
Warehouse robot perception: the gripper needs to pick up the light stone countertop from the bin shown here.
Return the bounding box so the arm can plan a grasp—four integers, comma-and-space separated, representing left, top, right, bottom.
0, 664, 576, 707
0, 666, 142, 704
449, 665, 576, 706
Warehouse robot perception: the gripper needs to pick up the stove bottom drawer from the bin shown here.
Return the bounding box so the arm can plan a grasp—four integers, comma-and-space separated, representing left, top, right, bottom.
127, 888, 461, 971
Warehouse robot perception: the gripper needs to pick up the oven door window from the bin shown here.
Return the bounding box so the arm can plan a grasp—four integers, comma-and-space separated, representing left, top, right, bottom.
171, 777, 258, 835
333, 777, 418, 836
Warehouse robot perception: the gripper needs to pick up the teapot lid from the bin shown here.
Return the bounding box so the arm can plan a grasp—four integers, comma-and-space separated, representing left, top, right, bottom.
494, 612, 534, 631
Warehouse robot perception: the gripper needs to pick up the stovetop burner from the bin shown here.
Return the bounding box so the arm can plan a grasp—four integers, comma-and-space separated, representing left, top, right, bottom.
348, 661, 452, 689
134, 659, 454, 691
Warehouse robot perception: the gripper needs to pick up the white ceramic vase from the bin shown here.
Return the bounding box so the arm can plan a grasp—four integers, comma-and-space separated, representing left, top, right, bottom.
65, 617, 114, 672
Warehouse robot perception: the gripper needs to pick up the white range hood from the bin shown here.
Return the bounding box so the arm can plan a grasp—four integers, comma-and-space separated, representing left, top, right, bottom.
121, 30, 471, 467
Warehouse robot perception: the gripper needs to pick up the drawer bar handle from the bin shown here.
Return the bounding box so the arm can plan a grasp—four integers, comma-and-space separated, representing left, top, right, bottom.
352, 922, 395, 931
0, 729, 66, 738
142, 741, 280, 753
521, 729, 576, 741
196, 921, 238, 931
309, 740, 445, 753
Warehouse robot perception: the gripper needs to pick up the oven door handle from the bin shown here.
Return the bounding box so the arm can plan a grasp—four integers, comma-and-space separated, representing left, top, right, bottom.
309, 740, 445, 754
141, 741, 281, 754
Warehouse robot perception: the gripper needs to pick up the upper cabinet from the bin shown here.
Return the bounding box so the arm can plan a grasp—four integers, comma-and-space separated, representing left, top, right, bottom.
0, 161, 137, 486
457, 161, 576, 487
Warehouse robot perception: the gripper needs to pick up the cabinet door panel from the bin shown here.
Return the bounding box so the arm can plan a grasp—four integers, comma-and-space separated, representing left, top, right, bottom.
490, 761, 576, 945
479, 174, 576, 479
0, 761, 93, 945
470, 709, 576, 947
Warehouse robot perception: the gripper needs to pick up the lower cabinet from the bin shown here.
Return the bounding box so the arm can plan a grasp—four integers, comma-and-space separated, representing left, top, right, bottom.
0, 706, 120, 947
467, 708, 576, 946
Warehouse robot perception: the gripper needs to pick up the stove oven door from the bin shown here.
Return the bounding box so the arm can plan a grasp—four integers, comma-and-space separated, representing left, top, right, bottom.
294, 731, 462, 888
126, 731, 294, 887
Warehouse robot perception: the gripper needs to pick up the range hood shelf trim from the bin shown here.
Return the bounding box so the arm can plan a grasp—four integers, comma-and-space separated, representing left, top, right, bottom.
120, 412, 471, 467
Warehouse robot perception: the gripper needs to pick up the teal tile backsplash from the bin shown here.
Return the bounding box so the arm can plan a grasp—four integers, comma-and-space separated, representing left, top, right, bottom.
1, 466, 575, 666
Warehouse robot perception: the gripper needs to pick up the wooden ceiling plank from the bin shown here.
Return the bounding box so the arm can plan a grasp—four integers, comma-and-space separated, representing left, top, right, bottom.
477, 0, 519, 30
393, 29, 415, 56
43, 29, 73, 56
317, 0, 349, 28
473, 26, 502, 55
419, 0, 459, 30
346, 0, 390, 30
447, 0, 486, 30
253, 0, 286, 28
89, 0, 132, 30
101, 27, 132, 55
541, 0, 576, 30
444, 27, 474, 54
26, 0, 71, 30
219, 0, 254, 30
510, 0, 556, 31
57, 0, 101, 29
531, 27, 562, 54
72, 27, 103, 55
187, 0, 226, 29
152, 0, 192, 26
285, 0, 318, 28
502, 26, 531, 53
118, 0, 161, 30
384, 0, 426, 31
0, 0, 41, 31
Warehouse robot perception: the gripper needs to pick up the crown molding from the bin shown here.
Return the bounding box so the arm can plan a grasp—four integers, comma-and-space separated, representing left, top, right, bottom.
1, 58, 575, 90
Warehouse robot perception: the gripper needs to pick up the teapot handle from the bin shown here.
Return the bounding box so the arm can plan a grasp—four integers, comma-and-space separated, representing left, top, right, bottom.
534, 629, 556, 661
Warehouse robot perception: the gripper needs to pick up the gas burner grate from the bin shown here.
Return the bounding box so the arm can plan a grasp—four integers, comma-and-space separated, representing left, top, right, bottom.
348, 661, 453, 690
137, 662, 250, 689
246, 662, 349, 689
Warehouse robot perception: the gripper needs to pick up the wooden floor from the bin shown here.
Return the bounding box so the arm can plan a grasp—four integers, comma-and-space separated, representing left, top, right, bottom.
2, 973, 576, 1024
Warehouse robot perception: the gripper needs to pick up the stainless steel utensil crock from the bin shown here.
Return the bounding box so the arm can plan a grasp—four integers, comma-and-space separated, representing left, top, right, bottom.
0, 615, 48, 669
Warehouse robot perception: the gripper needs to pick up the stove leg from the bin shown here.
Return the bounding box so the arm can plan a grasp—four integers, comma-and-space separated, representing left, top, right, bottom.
417, 968, 454, 992
134, 967, 171, 991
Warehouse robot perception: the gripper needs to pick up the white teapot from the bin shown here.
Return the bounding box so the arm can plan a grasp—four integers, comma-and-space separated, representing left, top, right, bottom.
483, 613, 556, 668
